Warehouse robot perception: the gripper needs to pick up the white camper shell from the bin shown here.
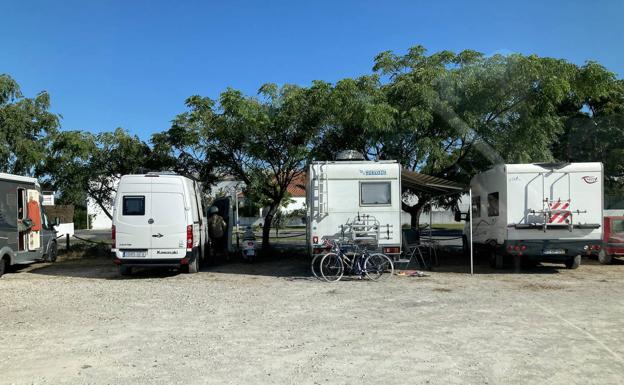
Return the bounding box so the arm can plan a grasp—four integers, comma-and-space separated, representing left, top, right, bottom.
307, 159, 402, 257
112, 172, 208, 275
464, 162, 603, 269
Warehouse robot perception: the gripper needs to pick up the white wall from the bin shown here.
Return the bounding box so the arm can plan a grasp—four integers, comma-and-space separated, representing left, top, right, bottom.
87, 197, 113, 230
282, 197, 305, 213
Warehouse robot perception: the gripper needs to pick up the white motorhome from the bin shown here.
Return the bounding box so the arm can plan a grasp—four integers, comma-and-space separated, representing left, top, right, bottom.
463, 162, 603, 269
111, 172, 208, 275
0, 173, 58, 277
307, 151, 402, 257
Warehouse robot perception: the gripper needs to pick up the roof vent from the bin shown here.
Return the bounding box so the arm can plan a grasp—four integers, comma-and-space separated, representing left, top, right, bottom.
335, 150, 365, 161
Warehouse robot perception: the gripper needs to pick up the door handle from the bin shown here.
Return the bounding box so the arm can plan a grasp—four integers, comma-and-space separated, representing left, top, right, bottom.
148, 218, 154, 224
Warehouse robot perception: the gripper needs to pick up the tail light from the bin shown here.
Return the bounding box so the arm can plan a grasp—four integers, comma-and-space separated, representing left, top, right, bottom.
186, 225, 193, 249
383, 247, 401, 254
112, 225, 116, 249
312, 236, 318, 244
520, 245, 527, 251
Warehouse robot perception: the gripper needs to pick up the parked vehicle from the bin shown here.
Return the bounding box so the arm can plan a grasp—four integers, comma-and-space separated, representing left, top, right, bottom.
0, 173, 58, 278
241, 226, 256, 262
461, 162, 603, 270
597, 216, 624, 264
306, 151, 402, 258
111, 172, 208, 275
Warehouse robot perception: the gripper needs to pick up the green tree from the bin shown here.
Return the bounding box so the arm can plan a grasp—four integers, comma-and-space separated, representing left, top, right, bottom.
0, 74, 59, 175
44, 128, 150, 219
170, 82, 330, 250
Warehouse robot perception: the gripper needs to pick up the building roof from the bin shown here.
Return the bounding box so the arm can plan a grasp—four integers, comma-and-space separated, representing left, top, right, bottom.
287, 173, 306, 198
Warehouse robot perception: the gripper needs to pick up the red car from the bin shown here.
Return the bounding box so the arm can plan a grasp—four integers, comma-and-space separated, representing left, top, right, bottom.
599, 216, 624, 264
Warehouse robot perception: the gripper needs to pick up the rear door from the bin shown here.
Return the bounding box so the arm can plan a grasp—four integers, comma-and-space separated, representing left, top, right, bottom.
116, 179, 152, 252
26, 189, 41, 251
149, 180, 187, 258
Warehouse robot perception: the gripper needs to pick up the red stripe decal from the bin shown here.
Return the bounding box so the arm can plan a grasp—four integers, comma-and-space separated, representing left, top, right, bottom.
557, 212, 571, 223
551, 202, 561, 210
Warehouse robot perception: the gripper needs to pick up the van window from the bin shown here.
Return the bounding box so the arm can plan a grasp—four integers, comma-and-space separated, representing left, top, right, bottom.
360, 182, 391, 205
487, 192, 499, 217
472, 196, 481, 218
123, 196, 145, 216
612, 219, 624, 234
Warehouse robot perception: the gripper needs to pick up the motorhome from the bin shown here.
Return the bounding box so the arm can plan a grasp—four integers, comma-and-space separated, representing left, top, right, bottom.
307, 151, 402, 258
0, 173, 58, 277
463, 162, 603, 269
111, 172, 208, 275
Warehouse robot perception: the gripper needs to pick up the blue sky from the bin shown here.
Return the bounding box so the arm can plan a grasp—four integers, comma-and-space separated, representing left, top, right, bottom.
3, 0, 623, 140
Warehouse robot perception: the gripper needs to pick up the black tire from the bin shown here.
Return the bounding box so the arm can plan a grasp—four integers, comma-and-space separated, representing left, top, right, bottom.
46, 241, 58, 262
119, 265, 132, 276
462, 236, 470, 258
513, 255, 522, 273
0, 257, 7, 278
598, 249, 613, 265
489, 248, 503, 269
565, 255, 581, 269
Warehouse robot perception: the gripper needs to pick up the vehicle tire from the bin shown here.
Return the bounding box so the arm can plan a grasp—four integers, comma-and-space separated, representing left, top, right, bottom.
598, 249, 613, 265
364, 253, 394, 281
319, 253, 344, 282
565, 255, 581, 269
46, 241, 58, 263
489, 248, 503, 269
513, 255, 522, 273
119, 265, 132, 276
462, 236, 470, 258
187, 256, 199, 274
0, 257, 7, 278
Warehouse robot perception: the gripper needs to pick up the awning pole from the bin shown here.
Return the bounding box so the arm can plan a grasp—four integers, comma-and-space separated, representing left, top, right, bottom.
469, 188, 474, 275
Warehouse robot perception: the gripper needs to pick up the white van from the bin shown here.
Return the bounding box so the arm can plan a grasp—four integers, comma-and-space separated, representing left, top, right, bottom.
111, 172, 208, 275
463, 162, 603, 269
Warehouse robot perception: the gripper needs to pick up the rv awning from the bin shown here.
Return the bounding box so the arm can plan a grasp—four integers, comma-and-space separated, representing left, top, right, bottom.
401, 169, 465, 196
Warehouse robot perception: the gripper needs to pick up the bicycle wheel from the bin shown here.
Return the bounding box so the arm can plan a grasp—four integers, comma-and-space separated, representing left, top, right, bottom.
319, 253, 344, 282
364, 253, 394, 281
310, 253, 323, 280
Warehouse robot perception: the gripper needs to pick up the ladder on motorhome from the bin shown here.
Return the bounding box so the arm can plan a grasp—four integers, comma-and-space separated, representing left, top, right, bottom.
315, 168, 329, 216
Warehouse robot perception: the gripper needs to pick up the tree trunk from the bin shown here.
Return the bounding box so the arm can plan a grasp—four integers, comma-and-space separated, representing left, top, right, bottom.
262, 205, 278, 252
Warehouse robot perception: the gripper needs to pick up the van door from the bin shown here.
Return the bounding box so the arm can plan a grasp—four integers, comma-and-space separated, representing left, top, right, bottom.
26, 189, 41, 251
149, 186, 187, 258
116, 192, 152, 252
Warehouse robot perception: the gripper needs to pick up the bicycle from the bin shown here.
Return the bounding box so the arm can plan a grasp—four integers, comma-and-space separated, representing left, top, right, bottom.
318, 240, 394, 282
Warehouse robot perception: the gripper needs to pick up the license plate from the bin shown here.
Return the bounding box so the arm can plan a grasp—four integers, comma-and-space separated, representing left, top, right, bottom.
124, 251, 147, 258
543, 249, 565, 255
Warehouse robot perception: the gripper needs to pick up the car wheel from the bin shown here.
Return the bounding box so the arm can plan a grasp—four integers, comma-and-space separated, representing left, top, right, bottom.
0, 257, 7, 278
565, 255, 581, 269
119, 265, 132, 276
598, 249, 613, 265
46, 242, 58, 263
489, 248, 503, 269
462, 236, 470, 258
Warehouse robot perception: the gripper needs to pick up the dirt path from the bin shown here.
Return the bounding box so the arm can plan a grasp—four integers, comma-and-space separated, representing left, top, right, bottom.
1, 257, 624, 384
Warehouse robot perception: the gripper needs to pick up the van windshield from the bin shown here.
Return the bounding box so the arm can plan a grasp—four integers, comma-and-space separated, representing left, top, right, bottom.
151, 193, 186, 224
612, 219, 624, 234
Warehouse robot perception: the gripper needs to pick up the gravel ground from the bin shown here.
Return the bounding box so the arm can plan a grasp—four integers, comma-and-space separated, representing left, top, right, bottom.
1, 254, 624, 385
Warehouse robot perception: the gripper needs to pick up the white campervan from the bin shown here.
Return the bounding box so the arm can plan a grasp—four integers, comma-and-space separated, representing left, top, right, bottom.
464, 162, 603, 269
112, 172, 208, 275
307, 151, 402, 257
